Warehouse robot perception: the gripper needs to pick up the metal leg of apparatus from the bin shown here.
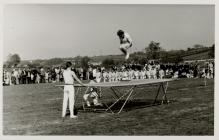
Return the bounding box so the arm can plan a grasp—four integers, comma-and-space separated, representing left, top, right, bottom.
117, 86, 136, 114
106, 86, 135, 113
161, 82, 169, 104
153, 83, 162, 104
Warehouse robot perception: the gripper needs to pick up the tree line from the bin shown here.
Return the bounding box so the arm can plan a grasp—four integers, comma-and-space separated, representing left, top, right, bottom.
4, 41, 214, 69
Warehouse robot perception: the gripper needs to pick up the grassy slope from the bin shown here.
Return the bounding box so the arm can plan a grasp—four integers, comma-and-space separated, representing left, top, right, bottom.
90, 49, 212, 62
183, 50, 211, 60
3, 78, 214, 135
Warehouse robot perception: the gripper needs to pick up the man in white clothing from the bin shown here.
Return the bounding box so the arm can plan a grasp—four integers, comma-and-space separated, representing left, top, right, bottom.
62, 62, 85, 119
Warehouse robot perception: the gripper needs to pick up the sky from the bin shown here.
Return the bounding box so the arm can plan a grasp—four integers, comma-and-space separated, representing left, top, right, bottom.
3, 4, 215, 60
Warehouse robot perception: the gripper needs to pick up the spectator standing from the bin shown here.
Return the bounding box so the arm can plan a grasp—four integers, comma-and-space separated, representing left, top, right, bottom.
13, 69, 19, 85
26, 69, 31, 84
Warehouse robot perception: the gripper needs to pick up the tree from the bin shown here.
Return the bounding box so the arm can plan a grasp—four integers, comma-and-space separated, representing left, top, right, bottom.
73, 55, 82, 68
81, 56, 90, 70
208, 44, 215, 58
129, 55, 147, 65
145, 41, 162, 60
101, 58, 115, 69
27, 62, 41, 68
160, 51, 170, 63
193, 44, 204, 49
160, 51, 183, 64
43, 58, 64, 66
172, 54, 184, 64
187, 47, 191, 51
6, 53, 21, 67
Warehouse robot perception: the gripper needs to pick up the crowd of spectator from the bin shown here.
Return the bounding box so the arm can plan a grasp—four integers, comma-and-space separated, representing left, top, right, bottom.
91, 61, 214, 83
3, 67, 64, 86
3, 60, 214, 86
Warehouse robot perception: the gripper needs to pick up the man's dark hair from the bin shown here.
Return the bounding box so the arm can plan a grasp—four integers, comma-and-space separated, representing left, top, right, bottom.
65, 61, 72, 69
117, 29, 124, 37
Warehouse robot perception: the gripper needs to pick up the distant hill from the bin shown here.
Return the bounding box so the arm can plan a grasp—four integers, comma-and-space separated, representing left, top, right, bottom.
89, 54, 124, 62
181, 47, 213, 61
89, 52, 147, 63
88, 47, 213, 62
183, 50, 212, 60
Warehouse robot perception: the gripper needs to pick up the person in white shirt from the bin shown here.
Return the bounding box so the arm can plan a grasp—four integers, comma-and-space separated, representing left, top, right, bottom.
152, 67, 157, 79
143, 69, 147, 79
202, 68, 206, 78
5, 71, 11, 85
146, 67, 150, 79
159, 69, 164, 79
92, 68, 97, 80
55, 67, 60, 82
119, 70, 123, 81
150, 67, 154, 79
45, 71, 49, 83
111, 71, 116, 82
209, 62, 214, 79
13, 69, 19, 85
108, 70, 113, 82
165, 69, 169, 77
95, 69, 102, 83
140, 70, 145, 79
134, 69, 139, 79
116, 71, 120, 81
87, 66, 92, 80
173, 71, 179, 79
122, 69, 128, 80
102, 70, 108, 82
36, 73, 40, 84
130, 69, 135, 80
62, 62, 85, 119
79, 67, 84, 80
117, 30, 133, 60
30, 72, 35, 84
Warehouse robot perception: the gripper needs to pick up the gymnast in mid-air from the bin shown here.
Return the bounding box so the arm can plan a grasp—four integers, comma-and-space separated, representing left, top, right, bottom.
117, 29, 133, 60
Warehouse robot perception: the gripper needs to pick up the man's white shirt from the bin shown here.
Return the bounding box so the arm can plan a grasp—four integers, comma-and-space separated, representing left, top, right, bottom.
63, 69, 74, 84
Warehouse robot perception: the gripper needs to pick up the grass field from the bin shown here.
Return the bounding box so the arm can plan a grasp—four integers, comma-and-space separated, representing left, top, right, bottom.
3, 78, 214, 135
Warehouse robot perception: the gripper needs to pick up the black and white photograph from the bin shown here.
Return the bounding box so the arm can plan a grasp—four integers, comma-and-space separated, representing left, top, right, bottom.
1, 0, 217, 137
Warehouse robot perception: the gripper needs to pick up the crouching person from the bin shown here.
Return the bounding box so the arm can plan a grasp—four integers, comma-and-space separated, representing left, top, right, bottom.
83, 80, 102, 107
62, 61, 85, 119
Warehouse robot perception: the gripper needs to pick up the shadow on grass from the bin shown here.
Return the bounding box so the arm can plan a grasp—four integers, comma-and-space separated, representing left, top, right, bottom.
76, 99, 177, 113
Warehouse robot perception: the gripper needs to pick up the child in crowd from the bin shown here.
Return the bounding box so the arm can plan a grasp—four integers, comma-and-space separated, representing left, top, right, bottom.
159, 69, 164, 79
102, 70, 108, 82
134, 69, 139, 79
152, 67, 157, 79
122, 69, 128, 80
95, 69, 102, 83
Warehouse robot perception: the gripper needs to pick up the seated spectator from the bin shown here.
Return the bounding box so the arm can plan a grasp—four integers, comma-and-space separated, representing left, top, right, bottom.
122, 69, 129, 80
159, 69, 164, 79
152, 67, 157, 79
102, 70, 108, 82
95, 69, 102, 83
173, 71, 179, 79
134, 69, 139, 79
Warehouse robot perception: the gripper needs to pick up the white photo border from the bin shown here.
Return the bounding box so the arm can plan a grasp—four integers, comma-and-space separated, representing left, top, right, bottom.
0, 0, 217, 140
